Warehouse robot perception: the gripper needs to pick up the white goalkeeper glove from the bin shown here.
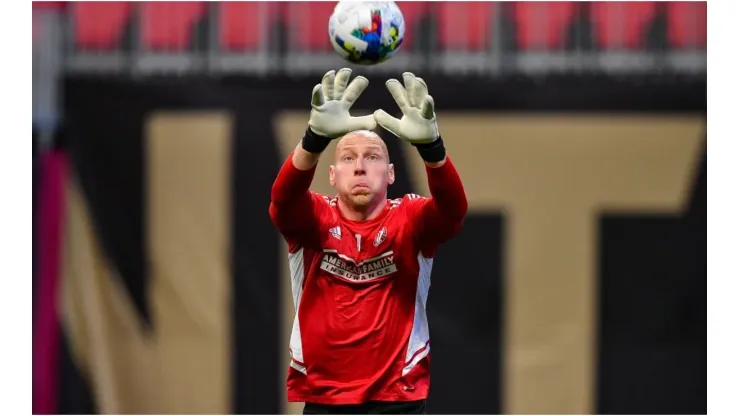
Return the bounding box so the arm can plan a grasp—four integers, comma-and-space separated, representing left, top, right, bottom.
308, 68, 377, 139
373, 72, 440, 144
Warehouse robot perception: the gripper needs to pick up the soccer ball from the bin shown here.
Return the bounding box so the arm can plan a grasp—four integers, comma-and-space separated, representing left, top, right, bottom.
329, 1, 405, 65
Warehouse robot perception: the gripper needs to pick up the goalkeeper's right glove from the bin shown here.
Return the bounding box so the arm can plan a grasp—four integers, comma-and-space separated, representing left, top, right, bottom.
303, 68, 377, 153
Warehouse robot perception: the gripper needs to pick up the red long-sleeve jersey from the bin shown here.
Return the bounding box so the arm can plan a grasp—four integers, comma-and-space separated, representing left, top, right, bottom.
269, 152, 467, 405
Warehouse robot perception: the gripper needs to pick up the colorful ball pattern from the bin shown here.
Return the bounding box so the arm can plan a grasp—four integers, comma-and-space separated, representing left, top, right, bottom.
329, 1, 405, 65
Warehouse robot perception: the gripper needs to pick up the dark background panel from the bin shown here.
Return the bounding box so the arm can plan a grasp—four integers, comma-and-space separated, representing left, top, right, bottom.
231, 107, 282, 414
60, 86, 150, 414
57, 331, 98, 414
63, 79, 287, 414
426, 214, 505, 415
60, 85, 153, 414
64, 83, 151, 330
376, 128, 418, 200
597, 148, 706, 414
63, 74, 706, 115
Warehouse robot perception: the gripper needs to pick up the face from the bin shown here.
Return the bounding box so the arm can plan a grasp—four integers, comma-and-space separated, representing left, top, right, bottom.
330, 131, 395, 210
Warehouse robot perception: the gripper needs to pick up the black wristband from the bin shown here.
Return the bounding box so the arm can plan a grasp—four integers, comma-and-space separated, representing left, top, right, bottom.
412, 137, 447, 163
301, 127, 333, 153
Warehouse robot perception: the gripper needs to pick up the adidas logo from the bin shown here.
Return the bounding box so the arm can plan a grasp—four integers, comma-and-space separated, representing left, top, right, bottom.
329, 226, 341, 240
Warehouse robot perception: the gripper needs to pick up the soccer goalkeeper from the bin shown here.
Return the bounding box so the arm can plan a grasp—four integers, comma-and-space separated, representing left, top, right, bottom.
269, 68, 467, 415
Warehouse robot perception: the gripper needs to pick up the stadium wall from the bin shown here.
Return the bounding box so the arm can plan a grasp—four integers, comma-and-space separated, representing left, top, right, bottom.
34, 75, 706, 415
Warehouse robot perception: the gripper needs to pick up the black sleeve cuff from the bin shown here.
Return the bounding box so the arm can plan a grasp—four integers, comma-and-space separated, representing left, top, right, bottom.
412, 137, 447, 163
301, 127, 333, 153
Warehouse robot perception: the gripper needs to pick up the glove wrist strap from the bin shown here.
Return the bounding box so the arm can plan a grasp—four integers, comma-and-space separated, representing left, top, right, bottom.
301, 127, 332, 153
413, 137, 446, 163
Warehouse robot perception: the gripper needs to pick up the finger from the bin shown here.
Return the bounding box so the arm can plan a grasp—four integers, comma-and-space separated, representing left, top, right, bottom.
334, 68, 352, 100
416, 77, 429, 94
373, 109, 402, 138
321, 70, 335, 102
411, 77, 428, 109
385, 79, 410, 111
421, 95, 435, 120
347, 114, 377, 132
402, 72, 418, 107
342, 76, 370, 106
311, 84, 324, 108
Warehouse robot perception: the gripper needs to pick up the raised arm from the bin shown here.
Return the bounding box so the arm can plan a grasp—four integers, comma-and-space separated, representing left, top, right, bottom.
269, 68, 376, 247
414, 156, 467, 243
375, 72, 468, 246
269, 140, 323, 243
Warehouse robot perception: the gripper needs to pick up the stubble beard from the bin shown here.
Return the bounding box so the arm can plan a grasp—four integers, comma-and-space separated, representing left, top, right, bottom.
341, 190, 373, 211
349, 193, 372, 209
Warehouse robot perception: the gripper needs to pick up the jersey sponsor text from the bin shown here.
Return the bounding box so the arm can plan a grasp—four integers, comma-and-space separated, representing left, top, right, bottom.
320, 250, 397, 282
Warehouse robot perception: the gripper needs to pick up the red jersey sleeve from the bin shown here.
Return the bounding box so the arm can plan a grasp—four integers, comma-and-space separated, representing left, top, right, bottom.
405, 157, 468, 255
269, 152, 332, 252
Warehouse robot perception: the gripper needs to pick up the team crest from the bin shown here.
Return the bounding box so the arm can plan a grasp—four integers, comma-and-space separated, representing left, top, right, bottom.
373, 227, 388, 247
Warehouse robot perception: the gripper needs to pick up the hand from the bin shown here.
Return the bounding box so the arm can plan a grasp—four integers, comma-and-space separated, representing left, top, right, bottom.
374, 72, 440, 144
308, 68, 377, 139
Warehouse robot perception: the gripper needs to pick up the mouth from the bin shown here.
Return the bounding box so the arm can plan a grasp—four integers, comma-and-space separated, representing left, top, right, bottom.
353, 183, 369, 189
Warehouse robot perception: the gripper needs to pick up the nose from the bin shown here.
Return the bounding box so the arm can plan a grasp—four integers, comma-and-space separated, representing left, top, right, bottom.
354, 158, 366, 176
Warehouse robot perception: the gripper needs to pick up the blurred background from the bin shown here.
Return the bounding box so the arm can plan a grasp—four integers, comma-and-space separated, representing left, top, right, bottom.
32, 1, 706, 415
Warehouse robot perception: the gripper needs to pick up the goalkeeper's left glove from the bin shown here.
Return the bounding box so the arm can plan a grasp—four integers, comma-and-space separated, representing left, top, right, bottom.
373, 72, 445, 162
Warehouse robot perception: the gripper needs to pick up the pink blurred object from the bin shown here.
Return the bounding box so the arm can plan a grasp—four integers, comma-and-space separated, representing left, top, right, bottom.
32, 151, 69, 415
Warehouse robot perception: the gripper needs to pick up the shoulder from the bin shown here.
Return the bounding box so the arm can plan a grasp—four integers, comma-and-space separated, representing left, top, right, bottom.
389, 193, 429, 212
307, 192, 340, 225
309, 191, 338, 207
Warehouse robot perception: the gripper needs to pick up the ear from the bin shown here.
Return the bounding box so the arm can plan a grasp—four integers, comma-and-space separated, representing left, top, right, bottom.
329, 165, 336, 187
388, 163, 395, 186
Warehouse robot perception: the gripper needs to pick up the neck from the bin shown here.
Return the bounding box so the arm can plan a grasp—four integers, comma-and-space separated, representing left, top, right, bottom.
338, 194, 387, 222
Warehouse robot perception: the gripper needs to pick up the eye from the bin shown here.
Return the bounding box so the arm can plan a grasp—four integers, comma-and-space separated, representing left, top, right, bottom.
342, 155, 354, 162
367, 154, 379, 161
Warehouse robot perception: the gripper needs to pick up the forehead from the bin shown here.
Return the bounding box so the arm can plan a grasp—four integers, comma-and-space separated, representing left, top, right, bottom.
335, 133, 387, 154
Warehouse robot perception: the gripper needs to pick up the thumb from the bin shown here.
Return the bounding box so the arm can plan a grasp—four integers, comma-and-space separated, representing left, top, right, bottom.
347, 114, 377, 132
311, 84, 324, 108
373, 110, 402, 138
